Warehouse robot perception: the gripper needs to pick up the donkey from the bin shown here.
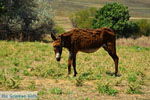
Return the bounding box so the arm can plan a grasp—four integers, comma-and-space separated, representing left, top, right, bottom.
51, 27, 119, 77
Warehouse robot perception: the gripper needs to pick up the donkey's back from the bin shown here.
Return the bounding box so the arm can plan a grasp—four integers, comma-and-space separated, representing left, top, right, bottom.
65, 28, 116, 53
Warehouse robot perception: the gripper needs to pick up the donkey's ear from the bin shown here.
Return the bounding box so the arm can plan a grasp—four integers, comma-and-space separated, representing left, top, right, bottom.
51, 33, 57, 41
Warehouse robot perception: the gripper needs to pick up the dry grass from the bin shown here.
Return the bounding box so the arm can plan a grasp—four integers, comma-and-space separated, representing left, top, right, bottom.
117, 36, 150, 47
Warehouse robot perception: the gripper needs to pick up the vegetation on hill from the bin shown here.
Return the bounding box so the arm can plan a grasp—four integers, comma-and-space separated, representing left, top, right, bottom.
136, 19, 150, 36
69, 7, 97, 28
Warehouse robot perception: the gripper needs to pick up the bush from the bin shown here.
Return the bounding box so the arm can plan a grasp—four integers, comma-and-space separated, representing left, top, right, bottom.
92, 2, 138, 38
69, 7, 97, 28
136, 19, 150, 36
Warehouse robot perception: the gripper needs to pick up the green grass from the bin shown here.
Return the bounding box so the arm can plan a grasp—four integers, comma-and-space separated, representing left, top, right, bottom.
0, 40, 150, 99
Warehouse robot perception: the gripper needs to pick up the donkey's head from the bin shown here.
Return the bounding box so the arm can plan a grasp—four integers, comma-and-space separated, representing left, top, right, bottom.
51, 33, 63, 61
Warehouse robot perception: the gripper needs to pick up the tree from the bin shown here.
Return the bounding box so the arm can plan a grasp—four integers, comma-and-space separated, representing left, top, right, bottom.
92, 3, 138, 37
31, 0, 54, 34
0, 0, 54, 41
0, 0, 6, 16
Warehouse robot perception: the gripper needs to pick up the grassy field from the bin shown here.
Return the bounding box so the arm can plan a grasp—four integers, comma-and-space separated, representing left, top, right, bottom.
0, 37, 150, 100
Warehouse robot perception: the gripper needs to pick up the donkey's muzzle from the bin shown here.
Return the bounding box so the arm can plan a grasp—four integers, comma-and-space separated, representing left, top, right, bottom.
56, 57, 61, 61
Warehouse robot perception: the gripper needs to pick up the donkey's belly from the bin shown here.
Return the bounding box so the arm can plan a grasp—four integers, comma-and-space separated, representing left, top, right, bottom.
80, 48, 100, 53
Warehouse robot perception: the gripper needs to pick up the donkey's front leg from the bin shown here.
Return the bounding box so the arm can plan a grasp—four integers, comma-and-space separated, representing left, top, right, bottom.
68, 52, 72, 75
72, 53, 77, 77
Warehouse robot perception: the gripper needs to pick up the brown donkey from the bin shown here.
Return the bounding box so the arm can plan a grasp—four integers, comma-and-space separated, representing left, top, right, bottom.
51, 27, 119, 77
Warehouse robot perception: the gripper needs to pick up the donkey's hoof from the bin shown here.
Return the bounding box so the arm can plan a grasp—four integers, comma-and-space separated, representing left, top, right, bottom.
106, 71, 121, 77
115, 73, 121, 77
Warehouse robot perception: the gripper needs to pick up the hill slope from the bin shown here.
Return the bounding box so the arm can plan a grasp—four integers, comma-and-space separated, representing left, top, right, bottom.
51, 0, 150, 18
51, 0, 150, 30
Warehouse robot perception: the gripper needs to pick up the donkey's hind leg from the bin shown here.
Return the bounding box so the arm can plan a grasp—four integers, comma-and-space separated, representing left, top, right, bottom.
103, 42, 119, 76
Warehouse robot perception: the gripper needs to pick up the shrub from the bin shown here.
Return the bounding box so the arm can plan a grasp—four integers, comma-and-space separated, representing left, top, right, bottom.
92, 2, 138, 38
69, 7, 97, 28
136, 19, 150, 36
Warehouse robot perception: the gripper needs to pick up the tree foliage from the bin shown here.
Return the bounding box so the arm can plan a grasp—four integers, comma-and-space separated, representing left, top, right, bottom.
92, 3, 138, 37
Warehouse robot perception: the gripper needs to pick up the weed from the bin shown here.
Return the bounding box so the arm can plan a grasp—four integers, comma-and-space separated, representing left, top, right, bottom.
80, 72, 92, 80
10, 67, 20, 74
41, 68, 55, 78
128, 74, 137, 83
24, 65, 32, 69
28, 81, 36, 90
5, 78, 20, 89
97, 83, 118, 96
119, 67, 126, 72
0, 69, 21, 89
127, 83, 143, 94
23, 70, 30, 76
85, 97, 91, 100
38, 89, 47, 96
50, 87, 63, 95
12, 58, 20, 66
75, 76, 84, 87
96, 74, 102, 80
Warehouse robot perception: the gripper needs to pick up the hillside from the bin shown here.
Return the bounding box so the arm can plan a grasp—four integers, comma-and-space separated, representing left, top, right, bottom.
52, 0, 150, 17
50, 0, 150, 30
